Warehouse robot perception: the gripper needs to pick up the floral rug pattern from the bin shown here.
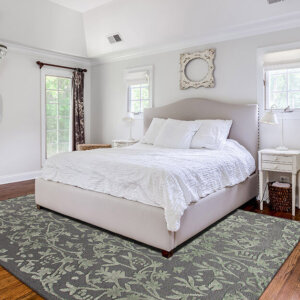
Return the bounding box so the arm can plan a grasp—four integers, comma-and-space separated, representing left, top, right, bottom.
0, 195, 299, 300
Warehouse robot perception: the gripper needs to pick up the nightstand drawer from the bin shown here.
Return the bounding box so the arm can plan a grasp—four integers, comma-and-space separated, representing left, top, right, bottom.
262, 154, 293, 164
261, 162, 293, 172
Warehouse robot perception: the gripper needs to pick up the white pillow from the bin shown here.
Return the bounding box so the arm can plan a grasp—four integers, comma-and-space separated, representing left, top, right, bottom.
141, 118, 166, 144
154, 119, 201, 149
190, 119, 232, 150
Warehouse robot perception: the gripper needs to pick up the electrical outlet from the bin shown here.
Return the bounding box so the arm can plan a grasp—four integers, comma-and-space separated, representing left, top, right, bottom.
280, 176, 289, 183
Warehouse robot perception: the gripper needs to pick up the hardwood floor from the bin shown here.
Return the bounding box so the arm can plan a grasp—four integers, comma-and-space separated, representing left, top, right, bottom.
260, 242, 300, 300
0, 180, 35, 201
241, 198, 300, 221
0, 180, 299, 300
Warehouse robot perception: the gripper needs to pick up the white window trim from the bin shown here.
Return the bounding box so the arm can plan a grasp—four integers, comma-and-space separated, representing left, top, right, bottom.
124, 65, 153, 119
40, 67, 73, 166
257, 42, 300, 122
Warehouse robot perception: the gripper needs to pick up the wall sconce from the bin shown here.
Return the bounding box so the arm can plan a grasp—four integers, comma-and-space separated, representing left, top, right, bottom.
0, 44, 7, 62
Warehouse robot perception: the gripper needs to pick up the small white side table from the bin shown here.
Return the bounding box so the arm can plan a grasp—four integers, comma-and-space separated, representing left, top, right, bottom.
258, 149, 300, 216
112, 139, 139, 148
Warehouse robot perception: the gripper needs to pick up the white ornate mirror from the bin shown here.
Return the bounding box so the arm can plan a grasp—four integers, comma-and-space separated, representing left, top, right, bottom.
180, 49, 216, 89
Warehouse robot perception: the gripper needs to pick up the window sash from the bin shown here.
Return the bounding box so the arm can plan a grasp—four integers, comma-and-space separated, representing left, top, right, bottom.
128, 84, 150, 115
265, 67, 300, 110
41, 68, 73, 166
45, 76, 72, 156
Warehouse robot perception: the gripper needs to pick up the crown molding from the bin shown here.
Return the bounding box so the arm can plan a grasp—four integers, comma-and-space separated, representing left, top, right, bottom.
91, 11, 300, 65
0, 39, 91, 66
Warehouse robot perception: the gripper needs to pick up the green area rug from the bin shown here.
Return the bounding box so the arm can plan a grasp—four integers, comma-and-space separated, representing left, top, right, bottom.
0, 195, 299, 300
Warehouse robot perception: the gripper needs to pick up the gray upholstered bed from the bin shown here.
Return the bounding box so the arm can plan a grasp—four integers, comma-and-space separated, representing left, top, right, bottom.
35, 98, 258, 257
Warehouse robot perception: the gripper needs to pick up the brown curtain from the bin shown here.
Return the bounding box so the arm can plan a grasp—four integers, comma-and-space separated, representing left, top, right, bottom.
72, 69, 85, 150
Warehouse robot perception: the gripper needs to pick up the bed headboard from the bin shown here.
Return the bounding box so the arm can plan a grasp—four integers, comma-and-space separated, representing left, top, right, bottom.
144, 98, 258, 164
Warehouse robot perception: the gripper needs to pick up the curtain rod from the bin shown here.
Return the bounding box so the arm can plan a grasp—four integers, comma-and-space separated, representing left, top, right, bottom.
36, 61, 87, 72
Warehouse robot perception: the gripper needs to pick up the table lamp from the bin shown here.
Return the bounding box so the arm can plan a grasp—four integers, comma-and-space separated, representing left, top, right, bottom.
123, 112, 135, 141
260, 106, 293, 151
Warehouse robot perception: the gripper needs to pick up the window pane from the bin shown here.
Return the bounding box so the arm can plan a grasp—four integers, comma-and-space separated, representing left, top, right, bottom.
58, 130, 70, 143
141, 87, 149, 99
46, 76, 58, 90
141, 100, 150, 111
131, 101, 141, 113
58, 91, 71, 103
270, 92, 288, 109
130, 87, 140, 100
46, 90, 58, 103
47, 144, 57, 158
46, 103, 57, 117
58, 78, 71, 90
270, 73, 287, 92
289, 92, 300, 108
288, 71, 300, 91
45, 76, 72, 159
58, 103, 70, 116
58, 143, 69, 153
47, 117, 57, 131
46, 131, 57, 144
58, 117, 70, 130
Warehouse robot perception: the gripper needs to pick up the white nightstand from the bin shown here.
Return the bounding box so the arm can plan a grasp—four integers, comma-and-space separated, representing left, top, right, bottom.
258, 149, 300, 216
112, 139, 139, 148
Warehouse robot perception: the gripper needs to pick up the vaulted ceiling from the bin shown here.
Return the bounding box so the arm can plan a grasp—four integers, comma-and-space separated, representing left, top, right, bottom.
4, 0, 300, 60
81, 0, 300, 60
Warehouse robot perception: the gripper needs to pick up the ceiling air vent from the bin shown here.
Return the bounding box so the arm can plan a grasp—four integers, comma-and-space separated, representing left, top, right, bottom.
107, 33, 122, 44
267, 0, 284, 4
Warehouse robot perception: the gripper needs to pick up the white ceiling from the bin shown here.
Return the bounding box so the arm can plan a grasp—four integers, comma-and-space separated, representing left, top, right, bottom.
82, 0, 300, 58
49, 0, 113, 12
41, 0, 300, 59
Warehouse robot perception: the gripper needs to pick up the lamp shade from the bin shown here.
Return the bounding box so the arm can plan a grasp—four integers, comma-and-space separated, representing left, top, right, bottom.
260, 111, 279, 125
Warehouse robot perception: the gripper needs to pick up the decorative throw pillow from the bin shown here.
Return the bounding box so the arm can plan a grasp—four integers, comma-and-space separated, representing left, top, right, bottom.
141, 118, 166, 144
190, 119, 232, 150
154, 119, 201, 149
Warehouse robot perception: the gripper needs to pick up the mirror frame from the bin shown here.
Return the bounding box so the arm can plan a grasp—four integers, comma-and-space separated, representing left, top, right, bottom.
180, 49, 216, 89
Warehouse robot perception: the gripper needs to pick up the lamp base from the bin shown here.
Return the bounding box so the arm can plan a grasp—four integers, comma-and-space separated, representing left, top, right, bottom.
276, 145, 288, 151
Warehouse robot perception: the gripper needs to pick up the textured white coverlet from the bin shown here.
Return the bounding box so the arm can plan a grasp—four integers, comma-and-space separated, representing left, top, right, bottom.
41, 140, 255, 231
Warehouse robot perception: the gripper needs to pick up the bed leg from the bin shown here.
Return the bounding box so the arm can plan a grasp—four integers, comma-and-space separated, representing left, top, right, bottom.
161, 250, 173, 258
36, 205, 41, 210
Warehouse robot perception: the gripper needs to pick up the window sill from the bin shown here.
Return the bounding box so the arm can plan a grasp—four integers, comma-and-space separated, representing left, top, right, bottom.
262, 109, 300, 120
132, 113, 143, 120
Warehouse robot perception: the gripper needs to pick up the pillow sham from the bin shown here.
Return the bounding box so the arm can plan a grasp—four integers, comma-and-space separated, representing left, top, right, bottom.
154, 119, 201, 149
190, 119, 232, 150
141, 118, 166, 144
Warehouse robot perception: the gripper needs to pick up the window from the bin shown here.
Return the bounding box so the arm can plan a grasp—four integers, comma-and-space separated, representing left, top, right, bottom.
128, 84, 151, 114
265, 67, 300, 110
125, 66, 153, 117
41, 68, 73, 164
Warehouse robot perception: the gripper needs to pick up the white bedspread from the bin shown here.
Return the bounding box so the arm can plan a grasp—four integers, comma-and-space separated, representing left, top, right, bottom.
41, 140, 255, 231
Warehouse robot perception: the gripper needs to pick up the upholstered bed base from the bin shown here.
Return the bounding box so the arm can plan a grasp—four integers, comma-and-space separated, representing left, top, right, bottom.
36, 98, 259, 255
35, 174, 258, 253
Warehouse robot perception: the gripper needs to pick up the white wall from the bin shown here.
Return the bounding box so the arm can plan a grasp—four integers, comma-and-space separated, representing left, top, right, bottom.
91, 27, 300, 151
0, 47, 91, 183
0, 0, 87, 57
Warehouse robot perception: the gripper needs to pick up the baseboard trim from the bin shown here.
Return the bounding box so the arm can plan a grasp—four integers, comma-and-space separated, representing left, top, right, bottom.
0, 170, 42, 185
